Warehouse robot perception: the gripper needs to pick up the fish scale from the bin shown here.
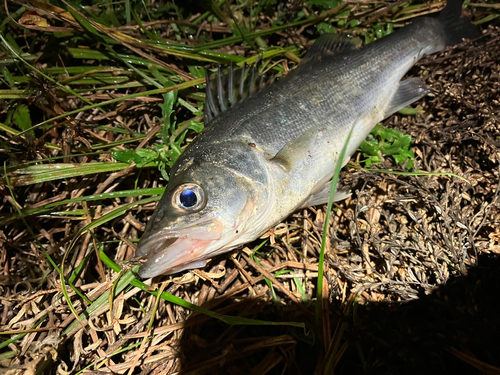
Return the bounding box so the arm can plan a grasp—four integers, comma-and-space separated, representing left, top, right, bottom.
135, 0, 479, 278
196, 21, 440, 161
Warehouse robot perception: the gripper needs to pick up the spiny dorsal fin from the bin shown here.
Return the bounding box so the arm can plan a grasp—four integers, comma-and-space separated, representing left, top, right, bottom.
300, 33, 361, 65
204, 60, 276, 124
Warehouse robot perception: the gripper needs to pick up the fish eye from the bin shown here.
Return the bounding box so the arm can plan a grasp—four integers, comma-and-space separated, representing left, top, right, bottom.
172, 183, 206, 212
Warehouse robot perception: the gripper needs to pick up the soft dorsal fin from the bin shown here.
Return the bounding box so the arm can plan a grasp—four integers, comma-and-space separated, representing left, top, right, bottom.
300, 33, 361, 65
204, 60, 276, 124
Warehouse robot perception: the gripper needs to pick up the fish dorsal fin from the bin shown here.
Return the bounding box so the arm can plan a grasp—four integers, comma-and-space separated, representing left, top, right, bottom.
204, 60, 276, 124
300, 33, 361, 65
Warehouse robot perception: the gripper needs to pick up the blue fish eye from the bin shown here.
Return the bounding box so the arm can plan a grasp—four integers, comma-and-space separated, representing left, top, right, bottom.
174, 183, 205, 212
179, 189, 197, 208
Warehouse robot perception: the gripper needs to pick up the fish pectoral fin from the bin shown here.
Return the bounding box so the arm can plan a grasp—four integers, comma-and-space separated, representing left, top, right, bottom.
299, 182, 351, 209
384, 77, 430, 118
270, 126, 318, 172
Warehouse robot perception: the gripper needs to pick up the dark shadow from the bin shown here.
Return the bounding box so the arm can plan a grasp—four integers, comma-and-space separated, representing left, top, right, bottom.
169, 253, 500, 375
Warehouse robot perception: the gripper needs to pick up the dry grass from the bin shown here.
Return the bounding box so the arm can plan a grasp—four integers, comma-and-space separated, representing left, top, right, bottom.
1, 1, 500, 374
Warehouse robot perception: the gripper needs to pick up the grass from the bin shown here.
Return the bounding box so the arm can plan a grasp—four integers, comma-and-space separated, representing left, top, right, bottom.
1, 0, 499, 374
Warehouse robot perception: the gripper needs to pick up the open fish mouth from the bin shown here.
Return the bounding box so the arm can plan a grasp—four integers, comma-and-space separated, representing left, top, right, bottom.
136, 218, 224, 278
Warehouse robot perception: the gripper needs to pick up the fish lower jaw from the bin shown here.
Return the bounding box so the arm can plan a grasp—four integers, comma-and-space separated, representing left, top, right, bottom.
138, 256, 209, 278
136, 234, 249, 278
135, 235, 177, 259
137, 236, 217, 278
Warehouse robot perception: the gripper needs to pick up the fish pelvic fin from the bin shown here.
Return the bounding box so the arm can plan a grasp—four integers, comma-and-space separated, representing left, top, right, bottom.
299, 183, 351, 209
436, 0, 481, 46
384, 77, 429, 118
300, 33, 361, 66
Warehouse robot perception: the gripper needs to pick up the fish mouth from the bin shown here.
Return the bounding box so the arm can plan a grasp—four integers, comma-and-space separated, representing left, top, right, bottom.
135, 218, 224, 278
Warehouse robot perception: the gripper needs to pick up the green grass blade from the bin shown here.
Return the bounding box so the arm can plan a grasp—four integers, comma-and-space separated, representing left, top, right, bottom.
63, 250, 305, 337
0, 33, 104, 113
316, 127, 354, 324
17, 77, 204, 137
5, 162, 131, 186
103, 253, 306, 328
1, 187, 164, 225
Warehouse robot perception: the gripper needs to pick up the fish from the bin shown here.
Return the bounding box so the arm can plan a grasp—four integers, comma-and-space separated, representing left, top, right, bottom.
135, 0, 479, 278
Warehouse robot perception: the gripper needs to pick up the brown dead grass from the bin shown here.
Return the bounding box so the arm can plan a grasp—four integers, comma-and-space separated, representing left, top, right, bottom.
1, 3, 500, 375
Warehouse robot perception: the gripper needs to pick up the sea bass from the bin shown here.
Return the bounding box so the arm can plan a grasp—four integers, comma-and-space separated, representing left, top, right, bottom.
135, 0, 478, 278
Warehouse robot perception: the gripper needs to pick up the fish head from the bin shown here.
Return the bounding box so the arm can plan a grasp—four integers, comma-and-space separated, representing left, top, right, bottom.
135, 153, 266, 278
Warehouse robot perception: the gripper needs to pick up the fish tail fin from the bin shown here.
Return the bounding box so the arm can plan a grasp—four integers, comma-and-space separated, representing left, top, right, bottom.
437, 0, 481, 46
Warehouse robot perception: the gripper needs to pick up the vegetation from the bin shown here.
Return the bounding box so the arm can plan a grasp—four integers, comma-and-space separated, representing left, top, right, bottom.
0, 0, 499, 373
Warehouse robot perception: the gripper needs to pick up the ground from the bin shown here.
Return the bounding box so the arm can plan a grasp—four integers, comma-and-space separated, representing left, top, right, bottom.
0, 1, 499, 374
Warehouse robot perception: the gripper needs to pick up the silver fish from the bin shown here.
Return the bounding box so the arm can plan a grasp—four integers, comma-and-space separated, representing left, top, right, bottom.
135, 0, 477, 278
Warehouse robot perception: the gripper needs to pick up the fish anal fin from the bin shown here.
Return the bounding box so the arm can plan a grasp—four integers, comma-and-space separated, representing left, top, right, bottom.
299, 183, 351, 209
384, 77, 429, 118
301, 33, 361, 65
270, 126, 317, 172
